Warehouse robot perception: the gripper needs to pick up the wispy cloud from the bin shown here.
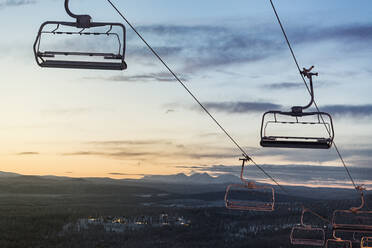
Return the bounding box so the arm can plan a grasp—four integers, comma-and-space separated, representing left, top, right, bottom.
62, 150, 155, 158
87, 140, 173, 146
293, 24, 372, 44
108, 72, 187, 83
252, 146, 372, 166
125, 23, 372, 73
16, 152, 39, 155
61, 139, 238, 162
126, 24, 283, 72
186, 100, 372, 117
0, 0, 35, 8
202, 101, 282, 113
76, 23, 372, 85
61, 149, 236, 160
108, 172, 145, 176
321, 104, 372, 117
165, 109, 175, 114
263, 82, 302, 90
186, 163, 372, 188
60, 137, 372, 168
62, 151, 106, 156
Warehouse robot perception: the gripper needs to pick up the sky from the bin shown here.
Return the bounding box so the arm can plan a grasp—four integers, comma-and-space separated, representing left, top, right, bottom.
0, 0, 371, 188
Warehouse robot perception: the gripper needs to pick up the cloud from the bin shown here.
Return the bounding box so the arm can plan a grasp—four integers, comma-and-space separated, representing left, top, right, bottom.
87, 140, 172, 146
62, 151, 105, 156
61, 150, 154, 158
321, 104, 372, 117
263, 82, 302, 90
201, 101, 282, 114
61, 140, 238, 162
0, 0, 35, 8
75, 23, 372, 84
186, 100, 372, 118
247, 146, 372, 167
61, 149, 236, 160
125, 23, 372, 73
189, 163, 372, 188
126, 24, 284, 72
296, 24, 372, 44
16, 152, 39, 155
198, 132, 221, 138
107, 72, 187, 83
108, 172, 145, 176
165, 109, 175, 114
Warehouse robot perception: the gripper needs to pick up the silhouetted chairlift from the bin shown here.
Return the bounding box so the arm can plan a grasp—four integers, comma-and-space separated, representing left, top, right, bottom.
325, 231, 353, 248
362, 237, 372, 248
224, 156, 275, 211
290, 207, 326, 246
34, 0, 127, 70
332, 186, 372, 234
260, 66, 334, 149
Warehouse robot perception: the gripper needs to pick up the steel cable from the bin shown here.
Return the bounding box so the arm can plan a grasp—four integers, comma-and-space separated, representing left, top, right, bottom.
269, 0, 358, 191
106, 0, 288, 193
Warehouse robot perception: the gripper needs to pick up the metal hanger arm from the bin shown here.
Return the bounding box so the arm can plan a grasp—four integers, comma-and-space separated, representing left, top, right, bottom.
64, 0, 92, 28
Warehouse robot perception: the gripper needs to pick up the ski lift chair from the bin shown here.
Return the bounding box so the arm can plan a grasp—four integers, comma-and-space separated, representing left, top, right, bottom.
290, 208, 326, 246
362, 237, 372, 248
326, 231, 353, 248
34, 0, 127, 70
332, 186, 372, 234
260, 66, 334, 149
224, 156, 275, 211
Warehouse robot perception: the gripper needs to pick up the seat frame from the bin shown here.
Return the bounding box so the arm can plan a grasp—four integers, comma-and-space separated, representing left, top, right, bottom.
34, 21, 127, 70
290, 208, 326, 246
260, 66, 334, 149
332, 186, 372, 234
33, 0, 127, 70
260, 111, 334, 149
362, 237, 372, 248
224, 157, 275, 211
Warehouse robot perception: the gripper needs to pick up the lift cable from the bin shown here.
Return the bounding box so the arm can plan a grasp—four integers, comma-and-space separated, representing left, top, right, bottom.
269, 0, 358, 191
106, 0, 288, 194
105, 0, 340, 220
303, 206, 331, 224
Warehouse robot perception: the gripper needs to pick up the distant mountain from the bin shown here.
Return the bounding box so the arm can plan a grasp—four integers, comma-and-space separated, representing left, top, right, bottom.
0, 171, 21, 177
142, 172, 241, 184
0, 171, 366, 200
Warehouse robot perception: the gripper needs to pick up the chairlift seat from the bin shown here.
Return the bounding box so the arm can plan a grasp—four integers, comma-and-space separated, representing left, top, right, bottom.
224, 157, 275, 212
39, 60, 127, 70
290, 226, 325, 246
325, 239, 352, 248
260, 110, 334, 149
261, 136, 332, 149
332, 210, 372, 233
34, 21, 127, 71
39, 51, 124, 59
224, 183, 274, 211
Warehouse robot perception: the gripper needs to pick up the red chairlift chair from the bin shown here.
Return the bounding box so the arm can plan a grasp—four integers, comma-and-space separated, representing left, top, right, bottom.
332, 186, 372, 234
361, 237, 372, 248
290, 207, 326, 246
224, 156, 275, 211
325, 231, 353, 248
